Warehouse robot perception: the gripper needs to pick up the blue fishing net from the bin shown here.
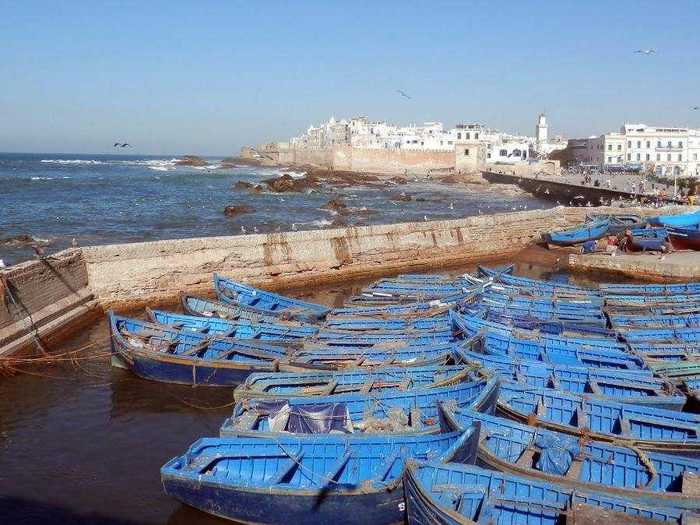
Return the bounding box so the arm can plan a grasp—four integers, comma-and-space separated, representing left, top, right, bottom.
534, 433, 580, 476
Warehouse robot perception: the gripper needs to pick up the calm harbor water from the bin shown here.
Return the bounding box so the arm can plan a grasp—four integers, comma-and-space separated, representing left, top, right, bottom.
0, 259, 628, 525
0, 153, 550, 265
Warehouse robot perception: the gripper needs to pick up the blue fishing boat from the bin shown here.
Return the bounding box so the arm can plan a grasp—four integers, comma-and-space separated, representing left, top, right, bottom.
610, 312, 700, 329
181, 293, 317, 326
108, 312, 290, 386
455, 348, 684, 410
213, 274, 330, 321
328, 297, 458, 319
149, 308, 455, 347
628, 227, 668, 251
147, 308, 318, 342
441, 406, 700, 510
668, 224, 700, 250
621, 325, 700, 344
477, 265, 601, 297
220, 377, 499, 437
648, 209, 700, 228
498, 382, 700, 455
403, 461, 687, 525
542, 218, 610, 246
232, 364, 473, 401
602, 280, 700, 296
604, 292, 700, 307
323, 314, 448, 332
588, 213, 647, 234
365, 279, 464, 295
162, 428, 479, 525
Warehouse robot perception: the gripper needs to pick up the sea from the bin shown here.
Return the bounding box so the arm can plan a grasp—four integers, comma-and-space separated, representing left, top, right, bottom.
0, 152, 551, 265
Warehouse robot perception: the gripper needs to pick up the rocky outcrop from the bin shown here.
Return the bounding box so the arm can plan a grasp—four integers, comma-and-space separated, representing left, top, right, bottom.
175, 155, 208, 167
223, 205, 253, 217
232, 181, 263, 193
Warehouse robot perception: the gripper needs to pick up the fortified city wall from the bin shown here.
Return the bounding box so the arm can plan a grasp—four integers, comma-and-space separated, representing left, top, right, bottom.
0, 205, 690, 357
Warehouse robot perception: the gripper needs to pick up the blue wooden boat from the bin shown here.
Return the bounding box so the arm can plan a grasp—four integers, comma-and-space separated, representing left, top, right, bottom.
220, 377, 499, 437
455, 348, 684, 410
365, 279, 464, 295
602, 280, 700, 296
621, 325, 700, 344
668, 224, 700, 250
213, 273, 330, 321
477, 265, 601, 298
323, 314, 448, 332
108, 312, 290, 386
328, 297, 459, 319
232, 364, 473, 401
629, 227, 668, 251
346, 289, 468, 306
403, 461, 688, 525
181, 293, 317, 326
648, 209, 700, 228
588, 213, 647, 234
149, 308, 455, 347
605, 292, 700, 307
498, 382, 700, 455
162, 428, 479, 525
441, 406, 700, 510
542, 218, 610, 246
610, 312, 700, 329
147, 308, 318, 343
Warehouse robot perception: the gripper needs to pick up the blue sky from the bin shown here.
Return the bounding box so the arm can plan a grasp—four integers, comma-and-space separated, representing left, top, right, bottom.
2, 0, 699, 155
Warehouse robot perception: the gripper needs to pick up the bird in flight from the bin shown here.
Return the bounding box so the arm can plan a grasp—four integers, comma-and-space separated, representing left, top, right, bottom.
397, 89, 412, 99
121, 143, 131, 148
693, 106, 700, 111
634, 49, 655, 55
113, 142, 132, 148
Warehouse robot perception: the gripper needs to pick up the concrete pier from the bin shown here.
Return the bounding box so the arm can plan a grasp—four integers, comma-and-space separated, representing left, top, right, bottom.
568, 251, 700, 282
0, 205, 693, 357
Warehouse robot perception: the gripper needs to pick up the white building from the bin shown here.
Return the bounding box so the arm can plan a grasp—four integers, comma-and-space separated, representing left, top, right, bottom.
569, 123, 700, 177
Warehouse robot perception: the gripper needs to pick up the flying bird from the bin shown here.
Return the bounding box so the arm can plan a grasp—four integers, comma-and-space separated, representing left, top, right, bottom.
397, 89, 412, 99
113, 142, 122, 147
634, 49, 655, 55
121, 143, 131, 148
693, 106, 700, 110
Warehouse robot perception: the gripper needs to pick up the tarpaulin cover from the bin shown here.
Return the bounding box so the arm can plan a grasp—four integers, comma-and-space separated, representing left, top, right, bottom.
243, 400, 352, 434
534, 432, 580, 476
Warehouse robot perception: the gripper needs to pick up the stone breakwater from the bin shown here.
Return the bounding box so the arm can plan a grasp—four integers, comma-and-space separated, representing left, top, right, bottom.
0, 205, 691, 357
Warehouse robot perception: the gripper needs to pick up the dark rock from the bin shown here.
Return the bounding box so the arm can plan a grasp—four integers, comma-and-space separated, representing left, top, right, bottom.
390, 176, 408, 184
223, 205, 253, 217
0, 234, 51, 247
262, 174, 318, 193
390, 192, 412, 202
176, 155, 208, 167
321, 198, 348, 212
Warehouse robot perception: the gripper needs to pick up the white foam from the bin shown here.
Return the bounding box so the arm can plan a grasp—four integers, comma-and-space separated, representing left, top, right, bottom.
148, 166, 169, 172
40, 159, 104, 165
31, 176, 54, 180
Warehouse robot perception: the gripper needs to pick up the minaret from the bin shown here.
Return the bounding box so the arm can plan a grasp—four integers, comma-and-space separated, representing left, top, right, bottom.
536, 113, 548, 144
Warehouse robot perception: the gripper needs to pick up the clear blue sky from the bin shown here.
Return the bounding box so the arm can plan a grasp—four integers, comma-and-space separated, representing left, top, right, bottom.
2, 0, 699, 155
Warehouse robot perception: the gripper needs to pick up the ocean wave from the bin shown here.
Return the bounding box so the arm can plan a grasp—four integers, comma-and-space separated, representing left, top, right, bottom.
148, 166, 170, 172
40, 159, 105, 165
31, 176, 55, 180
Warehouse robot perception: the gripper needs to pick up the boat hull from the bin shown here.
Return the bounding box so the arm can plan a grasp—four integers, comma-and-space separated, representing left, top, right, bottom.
163, 475, 405, 525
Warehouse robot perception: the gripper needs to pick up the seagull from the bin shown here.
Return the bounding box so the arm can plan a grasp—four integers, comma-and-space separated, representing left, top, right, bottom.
397, 89, 412, 99
634, 49, 655, 55
423, 215, 428, 222
253, 226, 259, 233
121, 143, 131, 148
71, 238, 78, 247
240, 226, 246, 234
292, 223, 298, 231
448, 202, 454, 210
113, 142, 122, 147
0, 259, 5, 269
693, 106, 700, 111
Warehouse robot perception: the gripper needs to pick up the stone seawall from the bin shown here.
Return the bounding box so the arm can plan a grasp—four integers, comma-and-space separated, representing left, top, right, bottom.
0, 205, 692, 356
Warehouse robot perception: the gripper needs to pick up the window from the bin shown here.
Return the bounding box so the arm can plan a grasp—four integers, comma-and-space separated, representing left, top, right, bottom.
608, 156, 612, 163
487, 152, 491, 158
679, 141, 683, 148
627, 153, 631, 161
499, 149, 508, 157
657, 140, 662, 147
607, 144, 612, 151
464, 148, 470, 155
667, 141, 672, 147
646, 140, 650, 148
667, 154, 672, 161
637, 141, 641, 148
695, 153, 698, 161
617, 156, 622, 163
657, 153, 661, 161
637, 153, 641, 161
457, 133, 461, 139
646, 153, 650, 161
678, 154, 682, 161
447, 141, 453, 145
617, 144, 622, 151
466, 133, 471, 140
474, 133, 479, 139
627, 140, 632, 148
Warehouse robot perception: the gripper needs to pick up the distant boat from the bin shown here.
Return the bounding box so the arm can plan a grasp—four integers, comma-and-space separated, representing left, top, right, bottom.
541, 218, 610, 246
648, 209, 700, 228
161, 428, 479, 525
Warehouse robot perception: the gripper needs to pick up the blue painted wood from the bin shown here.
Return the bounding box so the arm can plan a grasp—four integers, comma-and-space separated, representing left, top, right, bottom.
629, 227, 668, 251
455, 348, 684, 410
498, 382, 700, 455
182, 293, 317, 326
233, 364, 471, 401
668, 224, 700, 250
442, 407, 699, 509
214, 274, 330, 321
648, 209, 700, 228
542, 218, 611, 246
220, 377, 500, 437
161, 429, 478, 525
602, 280, 700, 296
404, 461, 687, 525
